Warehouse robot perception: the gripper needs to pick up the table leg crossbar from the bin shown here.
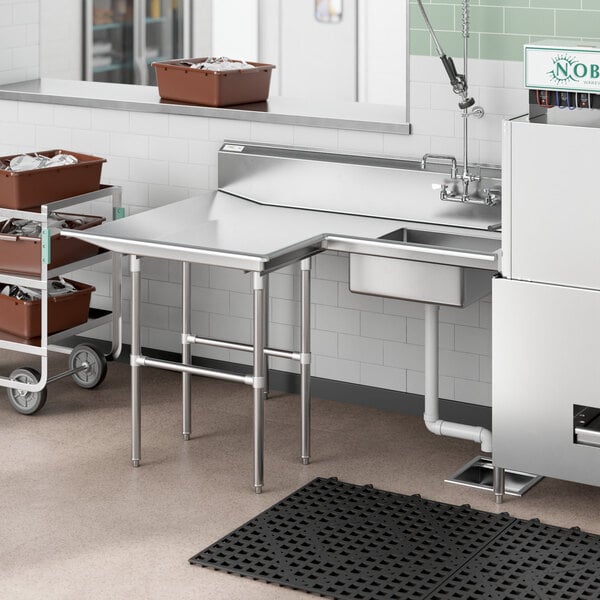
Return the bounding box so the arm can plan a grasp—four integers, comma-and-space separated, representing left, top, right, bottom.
129, 255, 312, 494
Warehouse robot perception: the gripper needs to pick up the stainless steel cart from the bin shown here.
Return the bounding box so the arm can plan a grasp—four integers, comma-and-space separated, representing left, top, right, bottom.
0, 185, 123, 414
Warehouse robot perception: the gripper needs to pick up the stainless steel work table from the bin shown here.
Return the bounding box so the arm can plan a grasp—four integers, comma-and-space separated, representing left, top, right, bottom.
63, 190, 403, 493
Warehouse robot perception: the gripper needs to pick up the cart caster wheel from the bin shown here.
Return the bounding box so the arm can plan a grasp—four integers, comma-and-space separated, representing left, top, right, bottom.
7, 368, 47, 415
69, 344, 108, 390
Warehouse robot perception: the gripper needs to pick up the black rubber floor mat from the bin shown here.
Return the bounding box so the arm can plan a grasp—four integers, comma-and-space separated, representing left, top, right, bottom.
189, 477, 515, 599
190, 477, 600, 599
429, 519, 600, 600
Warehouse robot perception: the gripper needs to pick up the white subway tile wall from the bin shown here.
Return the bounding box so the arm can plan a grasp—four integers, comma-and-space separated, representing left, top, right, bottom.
0, 54, 522, 406
0, 0, 39, 85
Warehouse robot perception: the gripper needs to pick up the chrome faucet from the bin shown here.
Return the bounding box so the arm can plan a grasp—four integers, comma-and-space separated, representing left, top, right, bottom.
417, 0, 501, 207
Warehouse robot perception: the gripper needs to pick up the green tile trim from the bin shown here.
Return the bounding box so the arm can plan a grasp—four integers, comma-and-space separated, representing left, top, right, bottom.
409, 1, 600, 61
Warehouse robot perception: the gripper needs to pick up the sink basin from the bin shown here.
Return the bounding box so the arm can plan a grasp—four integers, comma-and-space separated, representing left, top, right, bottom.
349, 227, 500, 308
380, 228, 500, 254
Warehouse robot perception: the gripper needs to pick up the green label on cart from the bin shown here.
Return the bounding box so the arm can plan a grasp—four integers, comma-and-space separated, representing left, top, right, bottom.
113, 207, 126, 220
41, 229, 51, 265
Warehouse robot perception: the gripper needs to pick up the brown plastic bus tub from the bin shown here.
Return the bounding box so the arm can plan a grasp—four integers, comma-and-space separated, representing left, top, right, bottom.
0, 279, 95, 340
0, 213, 105, 276
0, 150, 106, 210
153, 58, 275, 107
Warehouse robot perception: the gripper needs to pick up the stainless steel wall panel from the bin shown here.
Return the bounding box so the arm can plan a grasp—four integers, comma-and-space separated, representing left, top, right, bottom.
508, 119, 600, 290
219, 144, 501, 230
493, 277, 600, 486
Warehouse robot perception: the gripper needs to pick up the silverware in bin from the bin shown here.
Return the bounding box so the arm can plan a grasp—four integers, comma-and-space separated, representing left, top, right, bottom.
0, 212, 99, 238
0, 152, 79, 172
0, 278, 77, 301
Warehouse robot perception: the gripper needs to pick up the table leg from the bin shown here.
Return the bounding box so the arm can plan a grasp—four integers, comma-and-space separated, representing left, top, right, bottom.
300, 258, 312, 465
263, 274, 269, 401
253, 272, 266, 494
494, 466, 506, 505
182, 261, 192, 441
130, 255, 142, 467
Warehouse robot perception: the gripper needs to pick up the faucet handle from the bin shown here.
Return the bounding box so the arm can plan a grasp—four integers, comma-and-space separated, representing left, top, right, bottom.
484, 188, 502, 206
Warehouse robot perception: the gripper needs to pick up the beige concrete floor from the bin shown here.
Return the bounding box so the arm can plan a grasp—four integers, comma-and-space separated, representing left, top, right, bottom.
2, 350, 600, 600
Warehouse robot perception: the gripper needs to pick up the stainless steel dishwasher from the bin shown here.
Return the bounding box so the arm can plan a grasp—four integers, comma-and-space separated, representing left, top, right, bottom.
494, 40, 600, 493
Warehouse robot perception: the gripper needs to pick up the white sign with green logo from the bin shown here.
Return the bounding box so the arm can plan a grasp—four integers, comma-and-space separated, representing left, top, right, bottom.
525, 42, 600, 93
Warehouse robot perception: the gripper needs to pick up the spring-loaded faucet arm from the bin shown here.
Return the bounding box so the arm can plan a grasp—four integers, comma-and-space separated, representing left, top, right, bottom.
415, 0, 474, 110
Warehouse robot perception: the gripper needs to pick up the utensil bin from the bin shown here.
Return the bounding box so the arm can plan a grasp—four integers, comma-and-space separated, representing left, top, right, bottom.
0, 150, 106, 210
0, 279, 95, 339
0, 214, 105, 275
153, 58, 275, 107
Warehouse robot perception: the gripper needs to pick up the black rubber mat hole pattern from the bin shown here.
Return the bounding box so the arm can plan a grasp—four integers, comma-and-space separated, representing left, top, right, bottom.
190, 477, 600, 599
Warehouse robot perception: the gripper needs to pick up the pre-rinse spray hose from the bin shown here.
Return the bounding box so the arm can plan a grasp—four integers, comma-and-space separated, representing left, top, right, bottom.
416, 0, 475, 110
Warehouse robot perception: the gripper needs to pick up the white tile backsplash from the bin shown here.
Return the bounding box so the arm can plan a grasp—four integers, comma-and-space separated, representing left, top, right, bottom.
92, 108, 130, 132
0, 1, 38, 84
110, 132, 149, 159
169, 162, 209, 189
338, 129, 384, 154
361, 313, 407, 343
18, 101, 53, 124
130, 111, 170, 137
54, 105, 91, 130
129, 158, 169, 185
338, 334, 384, 365
316, 305, 361, 336
168, 114, 209, 139
71, 129, 110, 156
360, 363, 407, 392
35, 125, 72, 149
384, 341, 423, 372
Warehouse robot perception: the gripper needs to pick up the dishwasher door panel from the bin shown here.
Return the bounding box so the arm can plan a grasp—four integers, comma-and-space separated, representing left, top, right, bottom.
509, 119, 600, 290
493, 277, 600, 486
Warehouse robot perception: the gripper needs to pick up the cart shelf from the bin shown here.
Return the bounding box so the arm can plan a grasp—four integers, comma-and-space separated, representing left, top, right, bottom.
0, 185, 123, 414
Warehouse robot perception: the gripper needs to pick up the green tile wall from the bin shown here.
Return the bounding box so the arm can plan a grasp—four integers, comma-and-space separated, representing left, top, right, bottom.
410, 1, 600, 61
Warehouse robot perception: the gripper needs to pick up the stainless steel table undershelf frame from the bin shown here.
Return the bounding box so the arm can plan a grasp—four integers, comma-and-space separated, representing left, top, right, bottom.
128, 254, 313, 494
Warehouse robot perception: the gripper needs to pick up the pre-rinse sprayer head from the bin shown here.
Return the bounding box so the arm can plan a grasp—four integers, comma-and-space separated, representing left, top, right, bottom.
416, 0, 476, 110
439, 55, 475, 109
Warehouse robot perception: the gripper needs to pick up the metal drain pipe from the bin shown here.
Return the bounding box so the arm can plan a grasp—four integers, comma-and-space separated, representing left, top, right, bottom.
424, 304, 492, 453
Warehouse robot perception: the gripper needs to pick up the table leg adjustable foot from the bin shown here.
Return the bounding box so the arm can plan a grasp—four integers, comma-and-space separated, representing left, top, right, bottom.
132, 460, 140, 468
183, 434, 190, 441
302, 457, 310, 465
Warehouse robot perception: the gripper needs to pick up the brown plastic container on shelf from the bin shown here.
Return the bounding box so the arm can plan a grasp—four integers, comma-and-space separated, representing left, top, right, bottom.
153, 58, 275, 107
0, 150, 106, 210
0, 213, 105, 276
0, 279, 95, 340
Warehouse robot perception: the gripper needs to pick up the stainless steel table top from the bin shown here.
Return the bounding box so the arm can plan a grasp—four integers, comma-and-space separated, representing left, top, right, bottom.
62, 191, 403, 272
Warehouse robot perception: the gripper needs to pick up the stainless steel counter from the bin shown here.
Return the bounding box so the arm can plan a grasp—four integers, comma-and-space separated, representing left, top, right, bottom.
0, 79, 410, 134
62, 191, 500, 273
